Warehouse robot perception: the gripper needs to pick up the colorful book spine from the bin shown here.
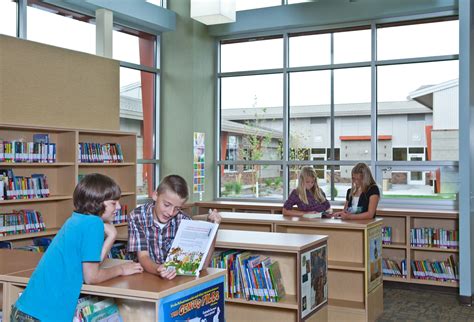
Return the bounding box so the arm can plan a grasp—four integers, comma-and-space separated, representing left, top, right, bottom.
78, 143, 124, 163
0, 210, 46, 236
210, 250, 286, 302
410, 227, 459, 249
410, 256, 458, 282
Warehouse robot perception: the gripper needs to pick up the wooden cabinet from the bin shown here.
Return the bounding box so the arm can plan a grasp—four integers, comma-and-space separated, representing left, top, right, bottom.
195, 201, 460, 289
0, 124, 136, 244
378, 209, 459, 287
213, 229, 328, 322
0, 250, 226, 321
196, 212, 383, 322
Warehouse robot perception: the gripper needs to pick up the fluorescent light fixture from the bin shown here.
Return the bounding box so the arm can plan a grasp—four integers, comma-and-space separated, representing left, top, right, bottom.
191, 0, 236, 25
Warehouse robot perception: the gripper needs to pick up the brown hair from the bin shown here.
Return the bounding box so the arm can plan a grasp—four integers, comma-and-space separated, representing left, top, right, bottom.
73, 173, 121, 215
156, 175, 189, 201
351, 163, 376, 196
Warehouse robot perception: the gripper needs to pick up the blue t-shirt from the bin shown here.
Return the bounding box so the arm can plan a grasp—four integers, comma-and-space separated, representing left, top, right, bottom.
16, 212, 104, 322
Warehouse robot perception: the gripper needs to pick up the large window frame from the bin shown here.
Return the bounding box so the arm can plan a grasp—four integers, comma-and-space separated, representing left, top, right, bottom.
5, 1, 161, 203
216, 15, 459, 210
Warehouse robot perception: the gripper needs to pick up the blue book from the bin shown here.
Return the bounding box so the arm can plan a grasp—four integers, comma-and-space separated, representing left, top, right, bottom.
33, 134, 49, 144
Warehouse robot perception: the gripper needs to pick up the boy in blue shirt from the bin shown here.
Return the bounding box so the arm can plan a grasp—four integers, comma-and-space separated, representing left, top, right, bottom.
11, 173, 143, 322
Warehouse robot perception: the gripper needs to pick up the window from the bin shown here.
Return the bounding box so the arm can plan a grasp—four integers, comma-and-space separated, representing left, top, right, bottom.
27, 2, 95, 54
236, 0, 282, 11
377, 19, 459, 60
224, 136, 238, 172
0, 0, 17, 36
8, 2, 161, 202
113, 27, 157, 68
221, 37, 283, 72
218, 17, 459, 206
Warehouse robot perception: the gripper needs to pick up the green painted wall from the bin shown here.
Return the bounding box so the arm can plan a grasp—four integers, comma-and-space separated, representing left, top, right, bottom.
161, 0, 216, 202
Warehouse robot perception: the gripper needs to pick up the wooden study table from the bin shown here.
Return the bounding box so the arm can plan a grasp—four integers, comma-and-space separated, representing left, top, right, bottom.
195, 212, 384, 322
0, 249, 226, 322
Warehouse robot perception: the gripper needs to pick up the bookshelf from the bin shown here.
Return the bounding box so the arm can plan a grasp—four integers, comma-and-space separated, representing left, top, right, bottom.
0, 124, 136, 245
213, 229, 328, 322
194, 201, 460, 288
377, 208, 459, 287
0, 250, 226, 321
195, 212, 383, 322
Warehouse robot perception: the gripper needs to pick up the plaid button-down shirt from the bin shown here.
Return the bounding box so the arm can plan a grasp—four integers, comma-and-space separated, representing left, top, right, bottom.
127, 201, 191, 264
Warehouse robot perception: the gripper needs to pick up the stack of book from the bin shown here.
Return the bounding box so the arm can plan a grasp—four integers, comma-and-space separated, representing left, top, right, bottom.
382, 226, 392, 245
382, 258, 406, 278
78, 143, 124, 163
0, 134, 56, 163
73, 296, 122, 322
410, 227, 458, 249
411, 255, 458, 282
210, 250, 285, 302
0, 169, 50, 200
0, 210, 46, 236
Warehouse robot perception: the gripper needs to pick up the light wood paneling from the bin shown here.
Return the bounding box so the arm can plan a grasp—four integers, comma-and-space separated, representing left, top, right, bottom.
0, 35, 119, 131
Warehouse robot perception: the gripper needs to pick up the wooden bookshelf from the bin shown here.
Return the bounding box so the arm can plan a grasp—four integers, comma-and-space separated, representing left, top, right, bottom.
0, 250, 226, 321
377, 209, 459, 287
214, 229, 328, 322
195, 212, 383, 322
0, 124, 136, 245
195, 201, 460, 289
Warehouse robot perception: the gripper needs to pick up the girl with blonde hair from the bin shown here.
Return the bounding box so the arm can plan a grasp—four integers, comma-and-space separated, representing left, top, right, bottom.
282, 166, 330, 216
333, 163, 380, 220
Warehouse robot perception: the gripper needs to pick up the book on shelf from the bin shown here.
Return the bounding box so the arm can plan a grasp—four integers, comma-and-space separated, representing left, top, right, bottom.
382, 226, 392, 245
111, 205, 128, 225
78, 143, 124, 163
410, 227, 458, 249
73, 295, 123, 322
411, 255, 458, 282
382, 258, 406, 278
0, 210, 46, 236
210, 250, 285, 302
107, 242, 132, 260
0, 169, 50, 200
163, 220, 218, 276
0, 136, 56, 163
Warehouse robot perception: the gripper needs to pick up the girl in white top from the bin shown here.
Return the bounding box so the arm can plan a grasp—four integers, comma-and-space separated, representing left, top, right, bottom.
333, 163, 380, 220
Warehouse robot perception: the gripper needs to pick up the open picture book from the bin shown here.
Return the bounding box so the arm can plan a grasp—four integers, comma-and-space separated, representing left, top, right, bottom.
163, 220, 219, 276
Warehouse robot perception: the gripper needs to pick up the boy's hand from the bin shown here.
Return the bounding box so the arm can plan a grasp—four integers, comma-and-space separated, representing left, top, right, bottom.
157, 264, 177, 280
120, 262, 143, 276
104, 223, 117, 239
207, 209, 221, 224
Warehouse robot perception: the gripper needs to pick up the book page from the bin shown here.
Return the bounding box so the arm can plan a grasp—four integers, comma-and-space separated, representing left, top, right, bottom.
164, 220, 218, 276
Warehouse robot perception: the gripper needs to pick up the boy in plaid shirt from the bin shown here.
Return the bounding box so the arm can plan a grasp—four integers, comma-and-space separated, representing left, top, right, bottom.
128, 174, 220, 279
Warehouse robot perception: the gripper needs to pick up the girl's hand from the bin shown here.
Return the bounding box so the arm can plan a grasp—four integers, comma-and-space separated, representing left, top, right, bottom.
120, 262, 143, 276
339, 211, 351, 219
104, 223, 117, 238
207, 209, 221, 224
157, 264, 177, 280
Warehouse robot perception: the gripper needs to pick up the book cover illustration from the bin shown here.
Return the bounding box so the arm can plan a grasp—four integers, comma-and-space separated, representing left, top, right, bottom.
300, 244, 327, 319
164, 220, 218, 276
368, 225, 383, 292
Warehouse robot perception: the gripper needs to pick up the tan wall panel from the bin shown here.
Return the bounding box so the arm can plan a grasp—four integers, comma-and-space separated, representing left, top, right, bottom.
0, 35, 119, 130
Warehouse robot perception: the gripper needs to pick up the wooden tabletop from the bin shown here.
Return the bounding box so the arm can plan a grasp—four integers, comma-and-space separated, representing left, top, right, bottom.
195, 201, 459, 216
0, 250, 226, 301
216, 229, 327, 253
197, 212, 383, 229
